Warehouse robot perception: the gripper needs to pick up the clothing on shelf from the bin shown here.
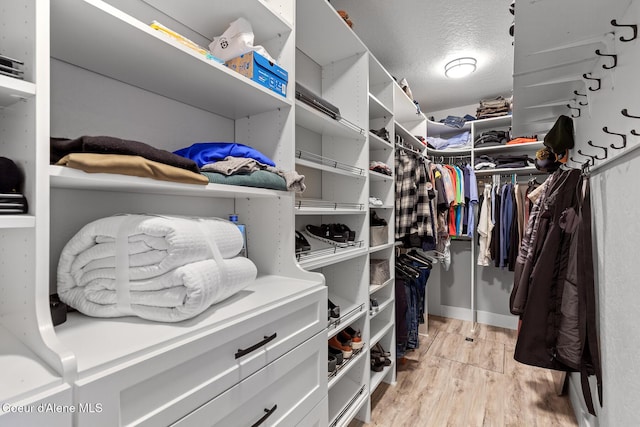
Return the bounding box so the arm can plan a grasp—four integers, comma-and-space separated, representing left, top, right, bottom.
56, 214, 257, 322
369, 160, 392, 176
476, 96, 511, 119
426, 131, 471, 150
510, 168, 602, 416
474, 130, 510, 148
174, 142, 275, 167
475, 154, 533, 170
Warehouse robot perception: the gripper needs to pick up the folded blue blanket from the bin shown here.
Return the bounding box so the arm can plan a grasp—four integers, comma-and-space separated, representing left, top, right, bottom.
174, 142, 275, 167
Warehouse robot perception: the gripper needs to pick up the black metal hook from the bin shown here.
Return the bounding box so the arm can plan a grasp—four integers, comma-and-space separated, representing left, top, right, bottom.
595, 49, 618, 69
631, 129, 640, 136
621, 108, 640, 119
577, 149, 598, 165
571, 153, 592, 167
583, 73, 602, 91
586, 140, 608, 160
573, 90, 588, 106
611, 19, 638, 42
566, 104, 581, 118
602, 126, 627, 149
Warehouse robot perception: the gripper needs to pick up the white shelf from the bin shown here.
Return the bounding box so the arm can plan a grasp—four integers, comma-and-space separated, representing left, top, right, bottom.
370, 360, 394, 394
471, 115, 512, 133
54, 275, 322, 375
296, 101, 366, 141
294, 208, 366, 216
371, 322, 394, 347
295, 158, 365, 179
297, 0, 367, 66
474, 141, 543, 154
297, 246, 368, 270
427, 118, 472, 137
427, 147, 472, 156
369, 204, 393, 209
328, 376, 368, 427
370, 298, 394, 321
474, 165, 542, 176
369, 242, 394, 254
0, 215, 35, 229
142, 0, 293, 44
0, 324, 62, 402
327, 301, 367, 338
393, 83, 422, 123
369, 277, 394, 295
368, 170, 393, 182
368, 93, 393, 119
50, 0, 291, 120
368, 133, 393, 151
0, 74, 36, 107
327, 346, 367, 391
49, 165, 286, 198
394, 121, 426, 153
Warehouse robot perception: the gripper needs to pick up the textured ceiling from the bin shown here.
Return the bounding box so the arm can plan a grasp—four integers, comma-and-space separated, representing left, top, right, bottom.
330, 0, 515, 114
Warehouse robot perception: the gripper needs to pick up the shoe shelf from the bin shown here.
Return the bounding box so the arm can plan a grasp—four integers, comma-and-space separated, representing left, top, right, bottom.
370, 297, 394, 321
474, 165, 543, 176
51, 0, 292, 120
370, 359, 394, 393
327, 346, 366, 390
369, 242, 394, 254
294, 199, 366, 214
368, 132, 393, 151
297, 245, 368, 270
0, 74, 36, 107
0, 324, 64, 403
473, 140, 543, 154
369, 170, 393, 182
394, 121, 427, 153
0, 215, 36, 229
296, 101, 366, 141
328, 378, 368, 427
327, 303, 366, 336
49, 166, 287, 199
370, 322, 394, 349
369, 277, 394, 295
295, 150, 366, 178
369, 93, 393, 119
368, 203, 393, 210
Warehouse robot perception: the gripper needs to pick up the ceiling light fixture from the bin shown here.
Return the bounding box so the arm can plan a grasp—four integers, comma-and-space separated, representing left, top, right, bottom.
444, 57, 477, 79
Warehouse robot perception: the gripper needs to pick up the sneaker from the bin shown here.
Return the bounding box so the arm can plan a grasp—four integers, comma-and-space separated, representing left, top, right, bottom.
370, 127, 390, 142
328, 299, 340, 321
369, 197, 383, 207
328, 345, 344, 365
329, 336, 353, 359
305, 224, 350, 247
370, 298, 379, 314
341, 326, 364, 350
295, 230, 311, 253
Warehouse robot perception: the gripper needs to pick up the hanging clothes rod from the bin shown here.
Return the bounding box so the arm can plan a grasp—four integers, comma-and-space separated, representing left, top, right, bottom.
395, 142, 425, 157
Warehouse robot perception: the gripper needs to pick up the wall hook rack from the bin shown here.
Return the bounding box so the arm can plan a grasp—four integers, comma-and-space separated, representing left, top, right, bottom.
566, 104, 581, 118
631, 129, 640, 136
583, 73, 602, 91
586, 140, 608, 160
594, 49, 618, 69
577, 149, 598, 164
611, 19, 638, 42
621, 108, 640, 119
571, 153, 592, 167
602, 126, 627, 149
573, 90, 588, 106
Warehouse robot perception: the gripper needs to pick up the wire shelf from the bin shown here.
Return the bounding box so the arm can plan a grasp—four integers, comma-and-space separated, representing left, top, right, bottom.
296, 150, 365, 176
295, 199, 365, 210
327, 303, 365, 330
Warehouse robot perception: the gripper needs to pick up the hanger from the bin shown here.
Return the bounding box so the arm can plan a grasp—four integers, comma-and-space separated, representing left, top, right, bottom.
408, 249, 438, 265
399, 252, 432, 269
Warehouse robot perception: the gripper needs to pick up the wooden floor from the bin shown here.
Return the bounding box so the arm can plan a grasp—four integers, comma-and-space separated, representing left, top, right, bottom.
350, 316, 577, 427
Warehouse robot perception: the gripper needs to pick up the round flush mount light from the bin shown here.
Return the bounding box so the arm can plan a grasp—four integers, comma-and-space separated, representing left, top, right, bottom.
444, 57, 477, 78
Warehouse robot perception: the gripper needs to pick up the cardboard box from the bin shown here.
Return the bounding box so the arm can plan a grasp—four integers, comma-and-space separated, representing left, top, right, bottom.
226, 51, 288, 97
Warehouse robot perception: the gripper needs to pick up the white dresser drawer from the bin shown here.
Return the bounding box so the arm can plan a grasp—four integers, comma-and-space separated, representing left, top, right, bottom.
297, 396, 328, 427
71, 284, 326, 426
172, 331, 327, 427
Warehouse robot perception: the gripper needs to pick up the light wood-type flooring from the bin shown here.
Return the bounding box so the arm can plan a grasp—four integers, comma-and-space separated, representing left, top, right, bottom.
350, 316, 577, 427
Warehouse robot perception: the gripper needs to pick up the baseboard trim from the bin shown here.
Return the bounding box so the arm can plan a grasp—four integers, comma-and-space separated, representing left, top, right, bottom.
435, 305, 518, 330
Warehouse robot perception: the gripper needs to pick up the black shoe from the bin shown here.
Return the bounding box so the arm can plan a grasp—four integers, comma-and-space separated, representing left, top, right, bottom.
370, 127, 390, 142
295, 230, 311, 253
328, 299, 340, 320
370, 211, 387, 227
305, 224, 352, 247
328, 345, 344, 365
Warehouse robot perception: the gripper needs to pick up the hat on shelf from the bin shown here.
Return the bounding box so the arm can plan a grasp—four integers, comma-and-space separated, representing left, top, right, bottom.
543, 115, 574, 155
0, 157, 23, 193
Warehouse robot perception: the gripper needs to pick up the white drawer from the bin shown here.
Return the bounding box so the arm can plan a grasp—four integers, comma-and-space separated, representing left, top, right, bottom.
172, 331, 327, 427
0, 384, 73, 427
73, 285, 326, 427
297, 396, 328, 427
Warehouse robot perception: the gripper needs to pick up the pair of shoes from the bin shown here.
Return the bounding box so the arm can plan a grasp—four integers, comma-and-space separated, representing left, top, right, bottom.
370, 211, 387, 227
369, 197, 383, 207
295, 230, 311, 254
305, 224, 355, 247
328, 345, 344, 365
328, 299, 340, 321
339, 326, 364, 351
370, 127, 390, 142
329, 335, 352, 359
370, 298, 379, 315
371, 343, 392, 371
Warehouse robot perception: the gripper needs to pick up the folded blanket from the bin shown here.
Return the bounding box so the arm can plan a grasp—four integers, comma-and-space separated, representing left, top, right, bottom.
56, 153, 209, 185
201, 170, 287, 191
51, 136, 200, 172
58, 214, 254, 322
60, 258, 257, 322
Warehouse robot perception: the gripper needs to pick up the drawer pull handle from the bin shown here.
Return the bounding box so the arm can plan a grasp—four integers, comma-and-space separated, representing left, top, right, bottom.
235, 333, 277, 359
251, 404, 277, 427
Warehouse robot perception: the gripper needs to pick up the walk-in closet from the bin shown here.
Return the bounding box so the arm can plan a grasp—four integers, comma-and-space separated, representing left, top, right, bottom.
0, 1, 637, 426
